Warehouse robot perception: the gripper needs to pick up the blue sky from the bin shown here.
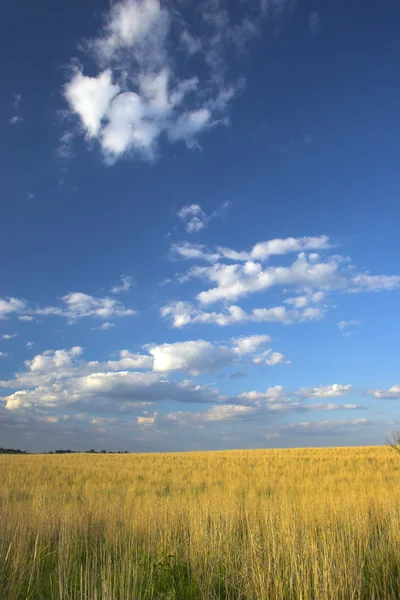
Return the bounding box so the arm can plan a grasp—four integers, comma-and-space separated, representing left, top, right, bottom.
1, 0, 399, 452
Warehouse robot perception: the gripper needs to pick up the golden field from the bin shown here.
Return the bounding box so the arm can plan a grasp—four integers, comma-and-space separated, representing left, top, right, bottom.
1, 446, 399, 600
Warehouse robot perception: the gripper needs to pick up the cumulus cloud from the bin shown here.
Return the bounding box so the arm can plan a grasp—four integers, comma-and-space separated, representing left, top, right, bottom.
367, 385, 400, 400
0, 298, 28, 320
237, 385, 285, 402
148, 340, 235, 375
177, 205, 209, 233
232, 334, 271, 355
351, 273, 400, 292
2, 369, 218, 413
36, 292, 136, 321
172, 235, 331, 262
0, 352, 8, 358
165, 236, 399, 330
62, 0, 262, 162
1, 334, 18, 340
192, 253, 345, 305
253, 349, 291, 366
161, 300, 324, 328
298, 384, 353, 399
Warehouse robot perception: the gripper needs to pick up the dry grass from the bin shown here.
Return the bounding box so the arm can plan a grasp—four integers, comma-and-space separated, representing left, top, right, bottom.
1, 446, 400, 599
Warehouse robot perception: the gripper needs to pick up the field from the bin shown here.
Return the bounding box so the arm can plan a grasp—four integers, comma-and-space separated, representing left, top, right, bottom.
1, 447, 400, 600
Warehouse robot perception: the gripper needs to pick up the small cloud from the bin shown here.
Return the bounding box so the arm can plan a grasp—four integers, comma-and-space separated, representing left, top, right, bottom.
177, 204, 209, 233
304, 134, 313, 144
18, 315, 34, 322
27, 191, 35, 201
26, 341, 34, 347
92, 321, 115, 331
298, 384, 352, 399
367, 385, 400, 400
338, 320, 362, 335
1, 334, 18, 340
57, 131, 75, 161
0, 352, 8, 358
266, 433, 281, 439
177, 202, 230, 234
9, 116, 24, 125
111, 275, 132, 294
308, 11, 321, 35
253, 349, 291, 366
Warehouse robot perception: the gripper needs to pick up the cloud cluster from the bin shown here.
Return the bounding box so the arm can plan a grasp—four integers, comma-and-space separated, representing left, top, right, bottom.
367, 385, 400, 400
161, 300, 324, 328
62, 0, 264, 162
163, 235, 400, 328
0, 292, 136, 324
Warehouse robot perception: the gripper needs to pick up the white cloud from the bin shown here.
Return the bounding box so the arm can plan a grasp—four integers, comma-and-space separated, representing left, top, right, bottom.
18, 316, 34, 322
171, 242, 220, 262
172, 235, 331, 262
1, 334, 17, 340
238, 385, 284, 402
0, 298, 27, 319
177, 205, 209, 233
64, 69, 120, 137
166, 237, 400, 331
137, 415, 157, 425
62, 0, 264, 162
28, 346, 83, 373
0, 352, 8, 358
36, 292, 136, 321
111, 276, 132, 294
298, 384, 353, 399
193, 253, 344, 305
161, 300, 324, 328
149, 340, 235, 375
2, 367, 218, 412
253, 349, 291, 366
367, 385, 400, 400
202, 404, 256, 421
232, 334, 271, 355
351, 273, 400, 292
26, 342, 34, 348
90, 350, 153, 372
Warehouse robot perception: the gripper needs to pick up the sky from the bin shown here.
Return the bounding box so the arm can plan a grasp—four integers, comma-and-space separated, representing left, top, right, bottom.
1, 0, 399, 452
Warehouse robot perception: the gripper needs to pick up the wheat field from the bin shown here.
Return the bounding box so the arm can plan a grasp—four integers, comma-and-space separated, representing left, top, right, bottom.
1, 446, 399, 600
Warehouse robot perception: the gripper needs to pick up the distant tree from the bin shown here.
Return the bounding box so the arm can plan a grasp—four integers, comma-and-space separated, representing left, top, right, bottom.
101, 449, 107, 454
387, 432, 400, 454
0, 447, 28, 454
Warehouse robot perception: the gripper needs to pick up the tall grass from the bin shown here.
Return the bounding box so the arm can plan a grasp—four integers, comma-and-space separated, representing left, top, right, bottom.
1, 446, 399, 599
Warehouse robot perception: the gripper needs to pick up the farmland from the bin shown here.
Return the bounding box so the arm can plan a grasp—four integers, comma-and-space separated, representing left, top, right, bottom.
1, 446, 399, 599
